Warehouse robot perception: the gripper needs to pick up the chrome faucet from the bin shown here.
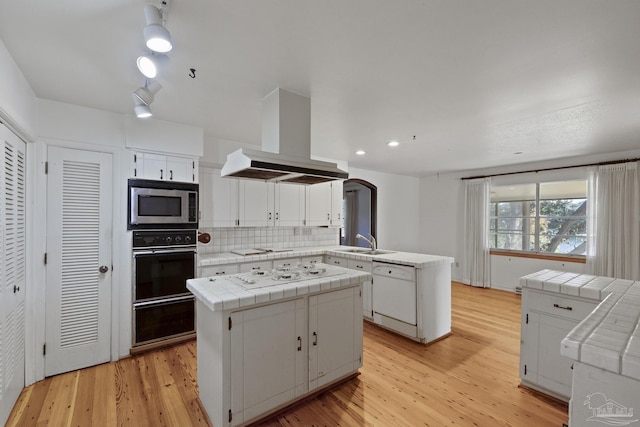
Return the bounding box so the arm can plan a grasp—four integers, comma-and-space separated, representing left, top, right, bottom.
356, 233, 376, 251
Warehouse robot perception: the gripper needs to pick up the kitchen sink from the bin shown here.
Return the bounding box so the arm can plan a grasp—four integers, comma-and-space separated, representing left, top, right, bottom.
335, 248, 395, 255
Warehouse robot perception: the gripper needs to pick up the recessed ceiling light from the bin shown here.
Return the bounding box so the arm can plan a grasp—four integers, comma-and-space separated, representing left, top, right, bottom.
387, 140, 400, 147
355, 150, 366, 155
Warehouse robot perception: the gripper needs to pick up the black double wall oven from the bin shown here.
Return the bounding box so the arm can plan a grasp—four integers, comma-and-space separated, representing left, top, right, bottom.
128, 179, 199, 351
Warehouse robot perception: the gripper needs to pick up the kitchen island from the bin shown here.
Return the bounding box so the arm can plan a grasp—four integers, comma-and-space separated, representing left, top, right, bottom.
519, 270, 640, 427
198, 246, 454, 344
187, 263, 370, 427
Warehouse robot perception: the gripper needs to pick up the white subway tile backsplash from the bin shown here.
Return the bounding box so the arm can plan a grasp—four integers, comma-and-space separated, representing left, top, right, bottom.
197, 226, 339, 254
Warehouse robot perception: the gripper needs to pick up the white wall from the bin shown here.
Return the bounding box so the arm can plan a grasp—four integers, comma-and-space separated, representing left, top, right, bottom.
420, 148, 640, 292
348, 167, 421, 253
0, 37, 37, 139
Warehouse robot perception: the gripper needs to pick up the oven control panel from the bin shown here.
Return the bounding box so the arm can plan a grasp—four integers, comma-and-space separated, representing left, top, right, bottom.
132, 229, 197, 248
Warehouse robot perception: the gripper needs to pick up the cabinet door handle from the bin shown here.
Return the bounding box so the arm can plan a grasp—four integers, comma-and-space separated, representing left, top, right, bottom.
215, 271, 226, 275
553, 303, 573, 311
327, 213, 330, 220
297, 336, 302, 351
268, 212, 272, 220
251, 267, 261, 270
313, 331, 318, 346
160, 169, 163, 180
275, 212, 279, 220
169, 170, 173, 180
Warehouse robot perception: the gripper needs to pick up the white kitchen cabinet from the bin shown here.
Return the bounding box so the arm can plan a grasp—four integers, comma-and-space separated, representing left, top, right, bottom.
131, 151, 198, 183
239, 260, 272, 273
301, 255, 323, 265
195, 278, 364, 426
199, 264, 239, 278
309, 286, 362, 390
330, 180, 343, 227
348, 259, 372, 319
520, 288, 598, 401
239, 181, 304, 227
230, 298, 306, 424
324, 254, 347, 267
305, 181, 343, 227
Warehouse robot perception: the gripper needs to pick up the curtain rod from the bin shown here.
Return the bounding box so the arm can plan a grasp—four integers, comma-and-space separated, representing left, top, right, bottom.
460, 157, 640, 181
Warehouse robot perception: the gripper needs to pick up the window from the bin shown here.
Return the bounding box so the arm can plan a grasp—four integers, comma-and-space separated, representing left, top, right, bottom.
489, 180, 587, 256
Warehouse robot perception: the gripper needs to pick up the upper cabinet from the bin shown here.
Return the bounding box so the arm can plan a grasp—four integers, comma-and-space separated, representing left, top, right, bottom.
199, 165, 343, 228
238, 181, 304, 227
130, 151, 198, 183
198, 166, 238, 228
306, 181, 342, 227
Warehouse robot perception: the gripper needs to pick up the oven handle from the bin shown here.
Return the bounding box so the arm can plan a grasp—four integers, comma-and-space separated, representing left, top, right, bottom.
133, 294, 194, 308
133, 248, 197, 256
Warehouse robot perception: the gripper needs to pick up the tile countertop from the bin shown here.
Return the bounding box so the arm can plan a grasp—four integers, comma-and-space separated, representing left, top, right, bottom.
198, 245, 454, 269
187, 263, 370, 313
519, 269, 640, 381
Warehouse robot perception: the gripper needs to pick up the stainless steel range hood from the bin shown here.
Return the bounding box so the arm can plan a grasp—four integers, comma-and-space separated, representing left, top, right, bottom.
221, 88, 348, 184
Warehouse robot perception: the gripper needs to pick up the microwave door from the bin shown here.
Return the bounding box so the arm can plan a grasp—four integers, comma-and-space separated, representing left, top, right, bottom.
131, 188, 188, 224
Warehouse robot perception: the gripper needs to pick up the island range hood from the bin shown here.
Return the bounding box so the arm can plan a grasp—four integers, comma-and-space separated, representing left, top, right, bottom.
221, 88, 348, 185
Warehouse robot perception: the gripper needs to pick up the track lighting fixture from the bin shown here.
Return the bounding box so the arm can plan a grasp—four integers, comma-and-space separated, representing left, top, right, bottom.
143, 4, 173, 53
132, 80, 162, 118
136, 52, 169, 78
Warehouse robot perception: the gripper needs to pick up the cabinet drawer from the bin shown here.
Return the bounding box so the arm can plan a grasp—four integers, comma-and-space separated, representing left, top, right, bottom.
301, 255, 323, 265
347, 259, 372, 273
525, 290, 597, 322
239, 261, 272, 273
200, 264, 239, 278
274, 258, 301, 269
324, 255, 347, 267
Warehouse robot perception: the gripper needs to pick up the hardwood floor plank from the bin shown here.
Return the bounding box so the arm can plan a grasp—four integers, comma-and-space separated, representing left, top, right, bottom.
6, 282, 569, 426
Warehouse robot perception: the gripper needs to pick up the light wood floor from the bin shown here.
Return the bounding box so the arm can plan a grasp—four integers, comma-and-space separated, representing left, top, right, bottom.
7, 282, 568, 426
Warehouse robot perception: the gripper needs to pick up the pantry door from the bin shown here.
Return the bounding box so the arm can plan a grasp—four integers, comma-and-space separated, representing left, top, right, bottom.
44, 146, 113, 376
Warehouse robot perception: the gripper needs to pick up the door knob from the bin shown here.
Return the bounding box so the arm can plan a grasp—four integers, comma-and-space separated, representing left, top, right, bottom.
99, 265, 109, 273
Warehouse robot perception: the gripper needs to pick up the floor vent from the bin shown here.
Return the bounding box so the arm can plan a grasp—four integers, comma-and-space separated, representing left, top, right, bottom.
515, 286, 522, 295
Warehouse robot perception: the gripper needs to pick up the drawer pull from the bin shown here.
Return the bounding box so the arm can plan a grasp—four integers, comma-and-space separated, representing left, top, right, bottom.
553, 303, 573, 311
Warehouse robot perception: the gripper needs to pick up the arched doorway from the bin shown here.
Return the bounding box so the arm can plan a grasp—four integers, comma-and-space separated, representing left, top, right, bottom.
342, 179, 377, 246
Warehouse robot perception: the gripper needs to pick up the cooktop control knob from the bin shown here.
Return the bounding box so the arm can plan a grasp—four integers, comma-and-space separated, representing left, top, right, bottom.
184, 235, 192, 243
175, 236, 182, 243
165, 236, 173, 243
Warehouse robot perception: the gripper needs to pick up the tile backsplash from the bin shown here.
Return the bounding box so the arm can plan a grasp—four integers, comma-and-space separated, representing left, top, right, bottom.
197, 227, 340, 254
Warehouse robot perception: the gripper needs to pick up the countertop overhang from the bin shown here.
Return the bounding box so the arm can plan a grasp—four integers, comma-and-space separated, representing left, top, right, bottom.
520, 269, 640, 381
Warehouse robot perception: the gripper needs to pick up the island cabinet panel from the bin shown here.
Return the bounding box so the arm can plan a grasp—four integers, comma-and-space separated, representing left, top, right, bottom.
520, 288, 598, 401
309, 287, 363, 390
230, 298, 306, 425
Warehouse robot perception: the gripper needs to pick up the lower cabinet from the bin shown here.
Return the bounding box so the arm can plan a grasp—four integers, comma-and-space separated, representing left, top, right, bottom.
347, 259, 373, 319
520, 288, 598, 401
230, 299, 306, 423
197, 284, 363, 427
308, 287, 363, 390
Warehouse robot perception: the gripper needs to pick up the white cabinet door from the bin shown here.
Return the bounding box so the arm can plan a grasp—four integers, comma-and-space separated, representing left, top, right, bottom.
199, 264, 239, 278
309, 287, 362, 390
348, 259, 372, 319
166, 156, 195, 182
239, 180, 273, 227
0, 128, 26, 426
199, 167, 239, 228
131, 152, 197, 183
230, 298, 306, 424
276, 183, 304, 226
306, 182, 331, 226
45, 146, 113, 377
330, 181, 343, 227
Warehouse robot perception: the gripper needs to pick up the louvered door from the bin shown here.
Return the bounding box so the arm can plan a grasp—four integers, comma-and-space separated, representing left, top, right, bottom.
0, 125, 26, 426
45, 146, 112, 376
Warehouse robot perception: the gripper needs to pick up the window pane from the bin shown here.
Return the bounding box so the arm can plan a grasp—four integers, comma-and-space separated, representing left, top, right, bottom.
491, 184, 536, 202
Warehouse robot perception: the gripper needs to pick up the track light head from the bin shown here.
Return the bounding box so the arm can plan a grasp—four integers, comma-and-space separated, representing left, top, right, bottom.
132, 80, 162, 118
136, 53, 169, 78
134, 102, 152, 119
143, 5, 173, 53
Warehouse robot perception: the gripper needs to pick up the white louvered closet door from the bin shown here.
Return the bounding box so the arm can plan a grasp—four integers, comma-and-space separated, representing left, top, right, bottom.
0, 126, 26, 426
45, 146, 112, 376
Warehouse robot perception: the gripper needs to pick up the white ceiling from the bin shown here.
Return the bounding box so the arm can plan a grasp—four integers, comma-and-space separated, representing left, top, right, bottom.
1, 0, 640, 176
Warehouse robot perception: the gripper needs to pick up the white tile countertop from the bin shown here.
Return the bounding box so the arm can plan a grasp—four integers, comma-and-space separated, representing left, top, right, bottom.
520, 269, 640, 381
198, 245, 454, 269
187, 263, 370, 312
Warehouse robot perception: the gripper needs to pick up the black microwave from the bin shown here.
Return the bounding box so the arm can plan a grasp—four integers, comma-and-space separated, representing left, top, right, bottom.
128, 179, 198, 229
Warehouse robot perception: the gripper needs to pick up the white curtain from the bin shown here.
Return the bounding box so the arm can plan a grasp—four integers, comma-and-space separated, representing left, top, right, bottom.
462, 177, 491, 287
587, 162, 640, 280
